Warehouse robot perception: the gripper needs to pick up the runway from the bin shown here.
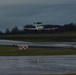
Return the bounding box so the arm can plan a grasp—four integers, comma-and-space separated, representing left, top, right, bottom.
0, 39, 76, 48
0, 55, 76, 75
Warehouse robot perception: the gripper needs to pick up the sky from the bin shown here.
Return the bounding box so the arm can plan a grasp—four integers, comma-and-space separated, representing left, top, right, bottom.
0, 0, 76, 32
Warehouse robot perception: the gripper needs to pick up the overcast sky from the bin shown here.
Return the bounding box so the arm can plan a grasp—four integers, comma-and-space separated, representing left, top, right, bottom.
0, 0, 76, 32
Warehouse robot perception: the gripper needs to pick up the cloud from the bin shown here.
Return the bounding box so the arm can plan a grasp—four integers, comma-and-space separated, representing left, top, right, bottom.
0, 0, 76, 6
0, 3, 76, 23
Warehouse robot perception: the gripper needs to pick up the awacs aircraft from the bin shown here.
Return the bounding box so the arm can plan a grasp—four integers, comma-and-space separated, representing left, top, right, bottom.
24, 25, 58, 31
0, 40, 76, 49
24, 22, 58, 31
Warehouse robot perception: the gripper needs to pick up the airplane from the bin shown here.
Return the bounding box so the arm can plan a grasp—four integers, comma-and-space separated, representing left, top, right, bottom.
24, 22, 58, 31
24, 25, 58, 31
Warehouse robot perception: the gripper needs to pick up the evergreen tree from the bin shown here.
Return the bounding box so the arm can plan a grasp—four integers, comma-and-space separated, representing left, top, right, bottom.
11, 26, 19, 34
5, 28, 10, 34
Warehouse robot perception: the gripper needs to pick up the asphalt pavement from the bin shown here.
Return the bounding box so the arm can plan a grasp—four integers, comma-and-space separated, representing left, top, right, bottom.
0, 55, 76, 74
0, 40, 76, 48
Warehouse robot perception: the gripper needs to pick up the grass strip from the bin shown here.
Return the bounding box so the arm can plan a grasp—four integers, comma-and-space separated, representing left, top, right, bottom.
35, 74, 76, 75
0, 46, 76, 56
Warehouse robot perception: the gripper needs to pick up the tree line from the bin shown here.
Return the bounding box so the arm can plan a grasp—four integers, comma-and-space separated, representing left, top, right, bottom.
0, 23, 76, 34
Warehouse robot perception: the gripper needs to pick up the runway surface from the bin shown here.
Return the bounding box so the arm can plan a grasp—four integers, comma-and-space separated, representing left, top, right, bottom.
0, 40, 76, 48
0, 55, 76, 75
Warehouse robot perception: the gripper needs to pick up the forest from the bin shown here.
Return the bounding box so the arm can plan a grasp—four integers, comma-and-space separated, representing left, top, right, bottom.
0, 22, 76, 34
